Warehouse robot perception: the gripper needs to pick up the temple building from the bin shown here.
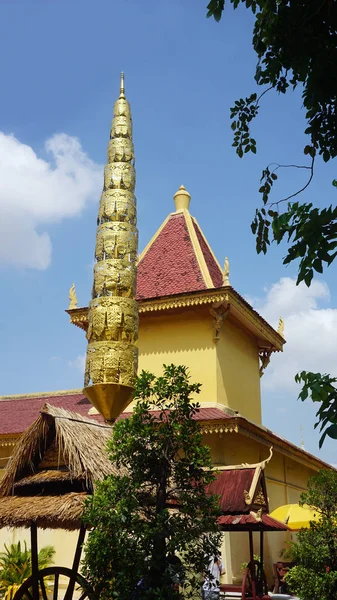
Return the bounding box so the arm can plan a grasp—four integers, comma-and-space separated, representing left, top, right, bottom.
0, 77, 333, 587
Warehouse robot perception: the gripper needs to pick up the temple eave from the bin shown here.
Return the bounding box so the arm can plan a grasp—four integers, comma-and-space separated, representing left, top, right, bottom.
66, 286, 285, 352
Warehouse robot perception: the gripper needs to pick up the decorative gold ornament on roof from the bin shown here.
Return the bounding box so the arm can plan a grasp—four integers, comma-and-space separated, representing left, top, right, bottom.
83, 73, 139, 423
223, 257, 230, 286
173, 185, 191, 211
68, 284, 78, 309
277, 317, 285, 338
300, 424, 305, 450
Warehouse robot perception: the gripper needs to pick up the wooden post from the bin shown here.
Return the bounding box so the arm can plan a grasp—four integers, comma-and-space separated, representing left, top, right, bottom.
64, 524, 86, 600
249, 530, 254, 562
249, 531, 256, 600
260, 530, 264, 593
30, 523, 39, 600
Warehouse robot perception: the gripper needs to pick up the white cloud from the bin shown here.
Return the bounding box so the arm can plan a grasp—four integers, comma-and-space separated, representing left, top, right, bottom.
252, 277, 337, 392
68, 354, 85, 374
0, 132, 102, 269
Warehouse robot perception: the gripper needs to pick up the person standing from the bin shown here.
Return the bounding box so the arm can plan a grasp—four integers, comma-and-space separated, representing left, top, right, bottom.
202, 555, 225, 600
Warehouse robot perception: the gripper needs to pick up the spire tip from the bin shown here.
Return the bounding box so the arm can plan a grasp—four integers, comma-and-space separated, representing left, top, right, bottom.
120, 72, 125, 98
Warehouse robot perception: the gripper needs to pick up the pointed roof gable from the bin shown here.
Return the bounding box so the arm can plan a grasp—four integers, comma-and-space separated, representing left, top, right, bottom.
136, 186, 223, 299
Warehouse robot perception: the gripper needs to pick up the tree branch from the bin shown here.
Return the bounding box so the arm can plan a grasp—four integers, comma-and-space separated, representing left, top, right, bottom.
269, 155, 315, 208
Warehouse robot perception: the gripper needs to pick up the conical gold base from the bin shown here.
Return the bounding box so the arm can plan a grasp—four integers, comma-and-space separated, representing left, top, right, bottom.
83, 383, 134, 423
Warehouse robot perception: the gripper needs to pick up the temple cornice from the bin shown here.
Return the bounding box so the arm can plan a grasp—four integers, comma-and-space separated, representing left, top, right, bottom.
67, 286, 285, 353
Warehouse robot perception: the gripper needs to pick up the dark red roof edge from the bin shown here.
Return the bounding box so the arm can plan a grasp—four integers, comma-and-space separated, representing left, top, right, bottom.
217, 513, 288, 531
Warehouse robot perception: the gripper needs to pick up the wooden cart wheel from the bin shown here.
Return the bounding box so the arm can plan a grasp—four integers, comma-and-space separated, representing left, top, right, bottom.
241, 560, 268, 599
13, 566, 93, 600
241, 565, 255, 600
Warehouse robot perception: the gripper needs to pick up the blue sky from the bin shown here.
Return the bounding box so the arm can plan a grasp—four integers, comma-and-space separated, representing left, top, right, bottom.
0, 0, 336, 464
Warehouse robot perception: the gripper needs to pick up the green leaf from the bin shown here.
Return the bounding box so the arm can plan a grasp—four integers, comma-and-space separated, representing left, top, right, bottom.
324, 423, 337, 440
313, 258, 323, 273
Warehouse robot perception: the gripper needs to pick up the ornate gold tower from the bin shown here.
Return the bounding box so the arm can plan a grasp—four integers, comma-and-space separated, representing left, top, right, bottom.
83, 73, 139, 422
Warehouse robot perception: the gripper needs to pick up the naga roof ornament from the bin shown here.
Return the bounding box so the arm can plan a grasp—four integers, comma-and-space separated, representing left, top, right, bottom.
83, 73, 139, 422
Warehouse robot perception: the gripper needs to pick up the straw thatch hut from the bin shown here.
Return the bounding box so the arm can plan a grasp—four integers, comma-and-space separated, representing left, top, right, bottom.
0, 403, 114, 531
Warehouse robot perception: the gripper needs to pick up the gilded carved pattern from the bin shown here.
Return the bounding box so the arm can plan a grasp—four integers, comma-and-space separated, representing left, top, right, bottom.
104, 163, 135, 191
199, 422, 239, 435
254, 489, 266, 505
84, 74, 139, 414
84, 342, 138, 388
98, 190, 137, 225
95, 222, 138, 262
259, 349, 272, 377
210, 304, 230, 343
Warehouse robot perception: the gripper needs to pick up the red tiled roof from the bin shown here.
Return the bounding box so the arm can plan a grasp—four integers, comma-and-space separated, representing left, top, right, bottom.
192, 220, 223, 288
136, 213, 205, 299
0, 394, 232, 437
0, 393, 103, 435
207, 468, 256, 513
136, 211, 223, 299
118, 406, 231, 422
217, 513, 288, 531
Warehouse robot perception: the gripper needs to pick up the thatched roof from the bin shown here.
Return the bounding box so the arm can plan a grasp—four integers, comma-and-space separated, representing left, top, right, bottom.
0, 404, 115, 530
0, 493, 86, 531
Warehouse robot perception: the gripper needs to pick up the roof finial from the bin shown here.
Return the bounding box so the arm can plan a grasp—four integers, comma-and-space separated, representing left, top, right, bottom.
277, 317, 285, 338
173, 185, 191, 211
68, 283, 78, 309
120, 72, 125, 98
223, 257, 230, 286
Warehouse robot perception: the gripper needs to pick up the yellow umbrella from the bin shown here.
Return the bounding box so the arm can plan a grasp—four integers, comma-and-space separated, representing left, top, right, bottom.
269, 503, 321, 531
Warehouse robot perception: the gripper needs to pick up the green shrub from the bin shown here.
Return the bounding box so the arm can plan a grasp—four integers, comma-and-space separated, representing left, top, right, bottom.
0, 541, 55, 597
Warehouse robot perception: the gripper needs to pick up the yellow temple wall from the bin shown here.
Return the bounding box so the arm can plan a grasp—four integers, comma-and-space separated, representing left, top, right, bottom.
131, 308, 217, 407
134, 308, 262, 421
0, 444, 10, 482
0, 527, 80, 571
216, 320, 261, 423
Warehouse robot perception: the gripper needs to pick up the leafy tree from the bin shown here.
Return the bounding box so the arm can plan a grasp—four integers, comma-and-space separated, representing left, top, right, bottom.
0, 541, 55, 599
285, 470, 337, 600
82, 365, 222, 600
206, 0, 337, 444
296, 372, 337, 448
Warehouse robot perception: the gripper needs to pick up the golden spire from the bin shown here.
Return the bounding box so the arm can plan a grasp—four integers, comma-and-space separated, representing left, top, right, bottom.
83, 73, 139, 422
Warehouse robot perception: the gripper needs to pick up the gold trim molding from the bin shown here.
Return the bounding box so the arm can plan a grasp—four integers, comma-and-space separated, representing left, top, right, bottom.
200, 421, 239, 435
0, 436, 18, 448
67, 287, 285, 352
